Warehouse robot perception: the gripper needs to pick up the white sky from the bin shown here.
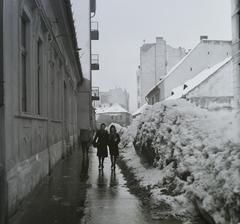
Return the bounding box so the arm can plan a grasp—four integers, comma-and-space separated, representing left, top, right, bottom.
71, 0, 232, 112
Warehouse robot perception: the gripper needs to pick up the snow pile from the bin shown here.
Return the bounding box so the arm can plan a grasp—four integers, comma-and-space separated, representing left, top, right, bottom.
119, 99, 240, 223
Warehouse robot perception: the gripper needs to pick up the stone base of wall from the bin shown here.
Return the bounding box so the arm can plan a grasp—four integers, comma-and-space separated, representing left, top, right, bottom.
6, 137, 78, 218
0, 165, 7, 224
49, 141, 64, 172
7, 148, 49, 217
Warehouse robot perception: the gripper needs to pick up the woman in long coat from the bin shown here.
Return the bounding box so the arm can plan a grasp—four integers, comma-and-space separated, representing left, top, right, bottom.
93, 123, 109, 169
108, 125, 120, 169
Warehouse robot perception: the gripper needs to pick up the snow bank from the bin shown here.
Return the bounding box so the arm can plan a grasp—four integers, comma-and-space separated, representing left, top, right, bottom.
119, 99, 240, 224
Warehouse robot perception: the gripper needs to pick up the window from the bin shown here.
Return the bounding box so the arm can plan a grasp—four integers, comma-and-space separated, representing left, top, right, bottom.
120, 115, 122, 120
137, 76, 140, 83
36, 38, 43, 115
190, 67, 192, 71
151, 96, 154, 105
111, 115, 114, 120
137, 89, 140, 96
21, 11, 30, 111
138, 102, 140, 108
156, 93, 159, 102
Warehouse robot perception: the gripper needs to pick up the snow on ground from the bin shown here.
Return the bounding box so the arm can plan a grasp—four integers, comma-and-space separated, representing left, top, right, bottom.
118, 99, 240, 224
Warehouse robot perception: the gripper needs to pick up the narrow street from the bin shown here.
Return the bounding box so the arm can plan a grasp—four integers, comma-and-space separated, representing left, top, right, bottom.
10, 146, 182, 224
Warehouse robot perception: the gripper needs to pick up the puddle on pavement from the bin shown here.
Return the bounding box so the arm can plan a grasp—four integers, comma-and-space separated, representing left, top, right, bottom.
80, 148, 182, 224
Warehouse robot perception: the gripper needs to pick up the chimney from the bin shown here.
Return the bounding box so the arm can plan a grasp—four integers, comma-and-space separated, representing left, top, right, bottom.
156, 37, 164, 43
200, 35, 208, 40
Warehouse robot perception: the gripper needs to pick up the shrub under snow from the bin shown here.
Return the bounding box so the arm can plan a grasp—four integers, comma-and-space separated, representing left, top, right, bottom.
119, 99, 240, 224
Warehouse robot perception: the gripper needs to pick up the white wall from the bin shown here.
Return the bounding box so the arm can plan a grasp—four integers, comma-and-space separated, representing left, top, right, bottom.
161, 40, 232, 100
187, 61, 233, 98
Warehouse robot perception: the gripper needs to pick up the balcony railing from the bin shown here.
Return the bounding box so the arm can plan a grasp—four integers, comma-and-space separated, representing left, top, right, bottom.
91, 22, 99, 40
91, 54, 99, 70
92, 87, 100, 100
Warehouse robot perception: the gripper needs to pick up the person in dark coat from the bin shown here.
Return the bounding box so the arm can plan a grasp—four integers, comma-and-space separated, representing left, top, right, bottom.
108, 125, 120, 169
93, 123, 109, 169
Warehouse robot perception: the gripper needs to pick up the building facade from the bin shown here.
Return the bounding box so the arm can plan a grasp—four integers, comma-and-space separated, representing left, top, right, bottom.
231, 0, 240, 109
146, 38, 232, 105
137, 37, 187, 108
95, 87, 130, 111
166, 57, 234, 111
0, 0, 91, 221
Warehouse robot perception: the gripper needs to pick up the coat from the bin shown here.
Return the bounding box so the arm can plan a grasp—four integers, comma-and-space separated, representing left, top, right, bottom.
93, 130, 109, 157
108, 133, 120, 156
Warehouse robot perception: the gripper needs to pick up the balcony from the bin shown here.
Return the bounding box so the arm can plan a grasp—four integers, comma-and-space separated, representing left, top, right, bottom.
91, 54, 99, 70
90, 0, 96, 13
92, 87, 100, 101
91, 22, 99, 40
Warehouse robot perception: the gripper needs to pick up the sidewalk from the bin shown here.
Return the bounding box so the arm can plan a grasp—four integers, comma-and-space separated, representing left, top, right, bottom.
10, 148, 88, 224
10, 146, 182, 224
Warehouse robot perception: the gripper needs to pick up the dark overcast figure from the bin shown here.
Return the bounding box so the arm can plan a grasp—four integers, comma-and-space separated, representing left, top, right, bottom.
93, 123, 109, 169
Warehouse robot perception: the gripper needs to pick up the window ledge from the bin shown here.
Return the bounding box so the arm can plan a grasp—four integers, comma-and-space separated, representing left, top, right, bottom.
15, 113, 48, 121
51, 119, 63, 123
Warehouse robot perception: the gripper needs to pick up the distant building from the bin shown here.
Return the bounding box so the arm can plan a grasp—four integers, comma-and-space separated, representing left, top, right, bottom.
137, 37, 187, 108
231, 0, 240, 109
146, 37, 232, 105
95, 87, 130, 111
96, 103, 131, 127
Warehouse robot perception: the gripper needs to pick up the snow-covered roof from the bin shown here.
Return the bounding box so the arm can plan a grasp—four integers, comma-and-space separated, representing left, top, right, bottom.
165, 85, 184, 100
98, 103, 130, 114
165, 57, 232, 100
182, 57, 231, 95
95, 107, 108, 114
132, 103, 148, 118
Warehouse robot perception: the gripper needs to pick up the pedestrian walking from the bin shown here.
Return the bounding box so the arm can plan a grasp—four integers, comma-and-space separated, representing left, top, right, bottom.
108, 125, 120, 169
79, 128, 91, 157
92, 123, 109, 169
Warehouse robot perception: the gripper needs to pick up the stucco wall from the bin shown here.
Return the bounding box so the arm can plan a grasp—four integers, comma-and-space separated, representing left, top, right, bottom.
160, 40, 232, 100
231, 0, 240, 108
186, 60, 234, 111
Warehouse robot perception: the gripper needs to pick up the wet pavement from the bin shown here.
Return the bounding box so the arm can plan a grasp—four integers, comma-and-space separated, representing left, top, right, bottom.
11, 147, 182, 224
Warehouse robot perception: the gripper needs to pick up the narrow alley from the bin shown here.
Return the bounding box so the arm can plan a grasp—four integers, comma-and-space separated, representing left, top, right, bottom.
10, 147, 182, 224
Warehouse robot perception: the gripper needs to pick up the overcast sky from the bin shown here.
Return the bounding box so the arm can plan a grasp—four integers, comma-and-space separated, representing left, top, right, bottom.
72, 0, 232, 112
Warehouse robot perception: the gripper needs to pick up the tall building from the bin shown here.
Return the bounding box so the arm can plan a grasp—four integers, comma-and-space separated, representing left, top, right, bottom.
0, 0, 93, 221
76, 0, 100, 132
137, 37, 187, 108
95, 87, 130, 111
231, 0, 240, 109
